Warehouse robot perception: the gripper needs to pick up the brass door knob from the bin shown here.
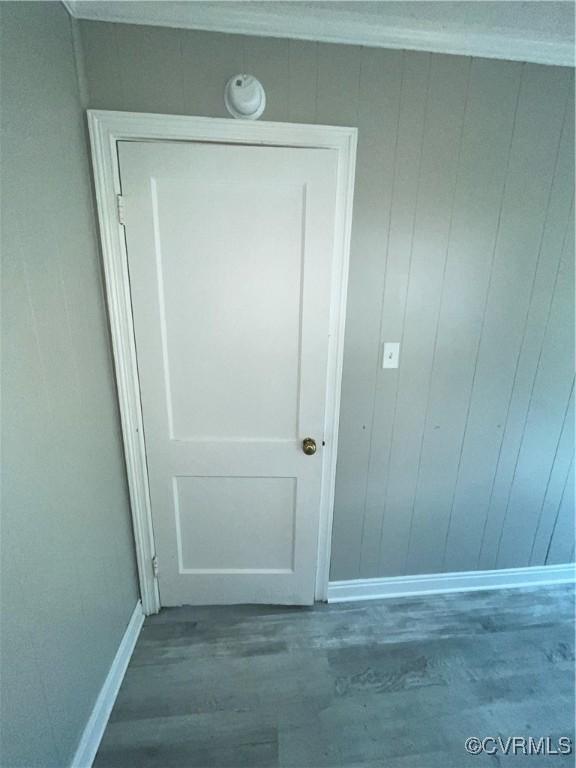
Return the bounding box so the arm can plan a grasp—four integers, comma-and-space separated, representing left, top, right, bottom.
302, 437, 317, 456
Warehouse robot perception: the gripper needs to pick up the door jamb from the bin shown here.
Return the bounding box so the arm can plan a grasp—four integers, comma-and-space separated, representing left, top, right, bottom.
88, 110, 357, 615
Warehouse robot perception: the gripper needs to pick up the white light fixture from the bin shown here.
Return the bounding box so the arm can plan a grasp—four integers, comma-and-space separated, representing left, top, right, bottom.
224, 74, 266, 120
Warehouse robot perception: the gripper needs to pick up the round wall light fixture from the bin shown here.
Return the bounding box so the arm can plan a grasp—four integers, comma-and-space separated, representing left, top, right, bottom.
224, 74, 266, 120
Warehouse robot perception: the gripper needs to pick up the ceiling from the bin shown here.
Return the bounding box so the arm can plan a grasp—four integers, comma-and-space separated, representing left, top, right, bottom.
64, 1, 575, 67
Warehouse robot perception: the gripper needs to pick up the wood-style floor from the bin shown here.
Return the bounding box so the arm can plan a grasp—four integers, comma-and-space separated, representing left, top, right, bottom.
95, 584, 575, 767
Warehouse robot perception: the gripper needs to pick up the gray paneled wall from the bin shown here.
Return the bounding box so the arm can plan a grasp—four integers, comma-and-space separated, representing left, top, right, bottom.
77, 20, 575, 581
1, 4, 139, 766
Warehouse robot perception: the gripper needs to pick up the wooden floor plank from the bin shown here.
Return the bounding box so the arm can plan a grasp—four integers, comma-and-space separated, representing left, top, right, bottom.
95, 584, 575, 768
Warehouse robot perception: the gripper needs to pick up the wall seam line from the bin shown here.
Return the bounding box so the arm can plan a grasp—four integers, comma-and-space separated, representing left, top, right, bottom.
530, 379, 574, 564
544, 455, 574, 564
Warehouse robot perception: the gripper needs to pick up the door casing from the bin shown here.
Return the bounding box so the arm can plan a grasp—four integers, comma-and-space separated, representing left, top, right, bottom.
88, 110, 357, 614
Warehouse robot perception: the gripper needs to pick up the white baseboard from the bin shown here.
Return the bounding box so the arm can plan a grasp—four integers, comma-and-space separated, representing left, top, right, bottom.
327, 563, 575, 603
71, 601, 145, 768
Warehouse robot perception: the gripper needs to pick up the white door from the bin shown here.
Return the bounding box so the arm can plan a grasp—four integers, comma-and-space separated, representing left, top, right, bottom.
118, 140, 338, 606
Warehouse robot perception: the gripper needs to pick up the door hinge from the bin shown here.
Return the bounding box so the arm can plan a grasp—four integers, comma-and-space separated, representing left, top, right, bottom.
152, 554, 159, 577
116, 194, 126, 226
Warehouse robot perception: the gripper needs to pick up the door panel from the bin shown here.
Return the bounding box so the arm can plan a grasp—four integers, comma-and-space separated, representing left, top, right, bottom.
154, 180, 303, 440
174, 476, 296, 572
118, 140, 338, 605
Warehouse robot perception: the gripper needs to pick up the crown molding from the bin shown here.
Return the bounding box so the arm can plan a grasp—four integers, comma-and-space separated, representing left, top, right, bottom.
62, 1, 574, 67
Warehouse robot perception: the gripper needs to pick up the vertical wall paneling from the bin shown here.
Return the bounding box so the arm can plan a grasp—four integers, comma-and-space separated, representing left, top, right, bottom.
362, 52, 433, 579
474, 68, 574, 570
315, 42, 362, 127
546, 457, 576, 565
354, 48, 404, 579
287, 40, 319, 124
331, 47, 403, 579
401, 55, 473, 576
78, 21, 575, 580
180, 30, 243, 117
531, 384, 575, 564
495, 202, 575, 567
242, 36, 290, 122
412, 58, 523, 574
443, 63, 571, 572
480, 93, 575, 567
116, 24, 184, 114
386, 57, 519, 574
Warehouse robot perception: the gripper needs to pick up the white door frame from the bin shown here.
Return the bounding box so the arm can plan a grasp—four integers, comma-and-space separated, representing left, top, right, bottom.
88, 110, 357, 615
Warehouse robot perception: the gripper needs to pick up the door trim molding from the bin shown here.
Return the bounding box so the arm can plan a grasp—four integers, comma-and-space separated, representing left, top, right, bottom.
327, 563, 576, 603
88, 110, 357, 613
